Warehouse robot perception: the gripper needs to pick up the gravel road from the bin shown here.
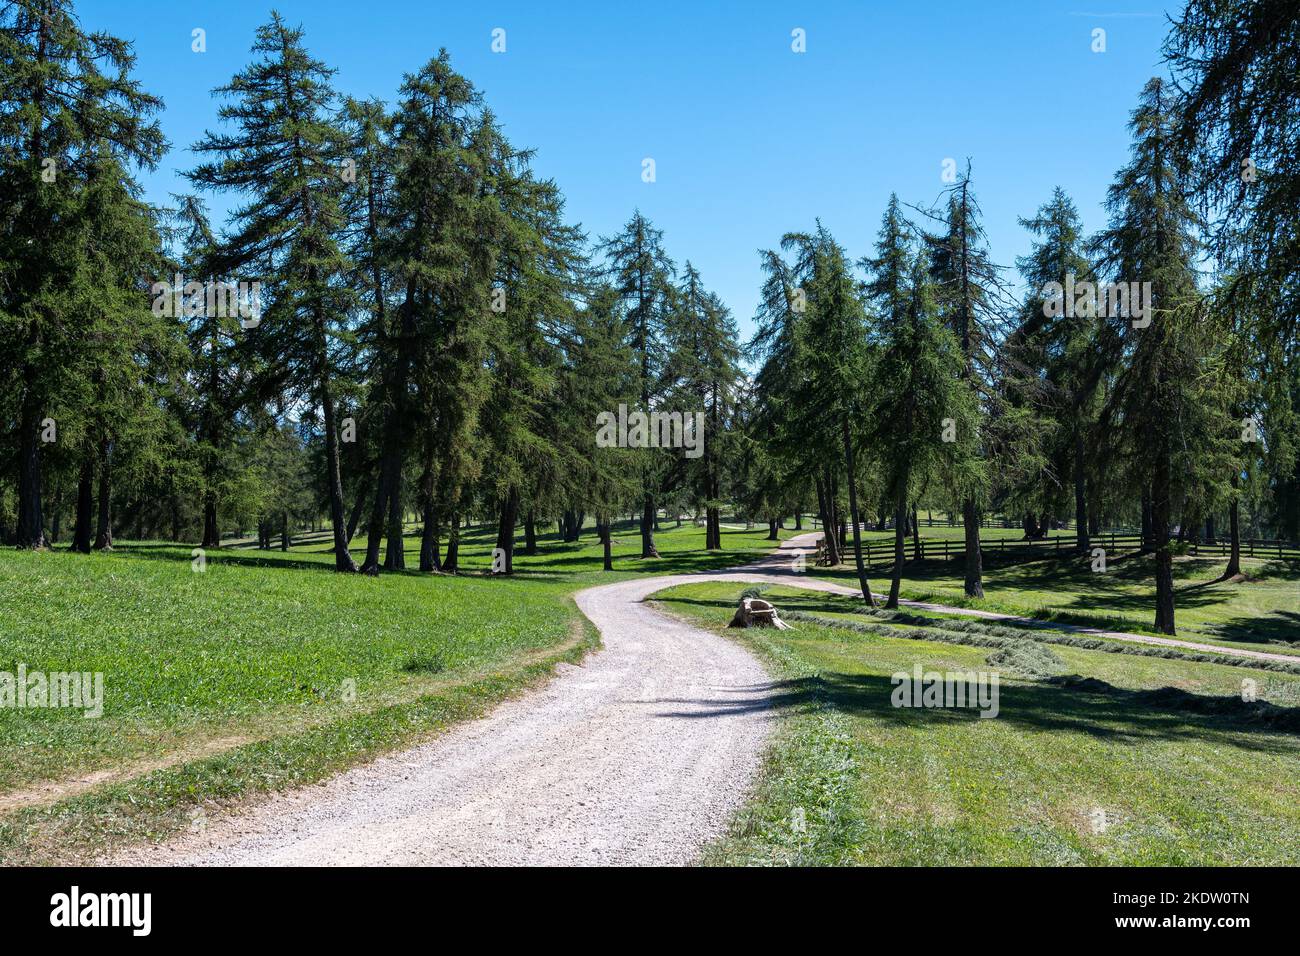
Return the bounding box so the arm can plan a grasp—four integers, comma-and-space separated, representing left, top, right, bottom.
113, 531, 1284, 866
115, 539, 823, 867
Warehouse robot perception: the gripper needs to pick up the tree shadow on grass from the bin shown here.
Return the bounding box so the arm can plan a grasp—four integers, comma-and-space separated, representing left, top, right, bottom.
650, 671, 1300, 752
113, 543, 342, 575
1202, 611, 1300, 649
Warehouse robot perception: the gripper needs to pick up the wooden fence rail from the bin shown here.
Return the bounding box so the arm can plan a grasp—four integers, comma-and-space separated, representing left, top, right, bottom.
824, 531, 1300, 569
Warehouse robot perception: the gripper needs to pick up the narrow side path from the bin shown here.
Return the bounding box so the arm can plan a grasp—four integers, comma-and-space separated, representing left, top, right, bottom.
753, 532, 1297, 665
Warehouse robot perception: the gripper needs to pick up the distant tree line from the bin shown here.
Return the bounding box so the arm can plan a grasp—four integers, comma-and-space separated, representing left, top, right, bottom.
2, 0, 1297, 635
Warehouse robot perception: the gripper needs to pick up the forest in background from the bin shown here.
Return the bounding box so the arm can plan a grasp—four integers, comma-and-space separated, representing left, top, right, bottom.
2, 0, 1298, 635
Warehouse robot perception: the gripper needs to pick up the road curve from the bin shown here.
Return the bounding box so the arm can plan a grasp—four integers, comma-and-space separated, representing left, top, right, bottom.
111, 532, 1285, 866
113, 540, 823, 866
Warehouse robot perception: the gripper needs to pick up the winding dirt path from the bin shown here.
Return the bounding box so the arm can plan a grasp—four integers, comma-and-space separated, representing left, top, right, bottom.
114, 541, 820, 866
112, 532, 1286, 867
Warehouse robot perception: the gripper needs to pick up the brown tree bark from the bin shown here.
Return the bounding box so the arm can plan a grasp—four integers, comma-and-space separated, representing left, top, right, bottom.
842, 417, 875, 606
910, 502, 920, 562
419, 507, 441, 573
16, 387, 46, 549
72, 455, 94, 554
443, 513, 459, 573
1153, 444, 1176, 634
962, 498, 984, 597
640, 494, 659, 557
201, 495, 219, 549
887, 488, 907, 608
1074, 429, 1089, 552
816, 474, 840, 565
524, 509, 537, 556
494, 487, 519, 574
1225, 475, 1242, 578
93, 437, 113, 551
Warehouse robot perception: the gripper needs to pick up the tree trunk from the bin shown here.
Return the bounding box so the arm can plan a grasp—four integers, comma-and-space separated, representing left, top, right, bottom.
640, 494, 659, 557
202, 495, 219, 549
320, 378, 358, 572
444, 514, 460, 573
72, 455, 94, 554
494, 487, 519, 574
842, 418, 875, 606
1074, 429, 1089, 551
16, 381, 47, 549
49, 479, 62, 543
601, 519, 613, 571
910, 502, 920, 562
816, 474, 840, 565
382, 462, 405, 571
962, 497, 984, 597
362, 444, 397, 574
419, 507, 440, 573
1152, 447, 1176, 634
524, 509, 537, 556
93, 437, 113, 551
1140, 488, 1153, 553
281, 512, 291, 551
794, 511, 802, 531
887, 487, 907, 608
1225, 476, 1241, 577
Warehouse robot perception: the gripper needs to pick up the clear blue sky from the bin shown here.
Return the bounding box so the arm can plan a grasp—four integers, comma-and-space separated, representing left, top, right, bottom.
82, 0, 1176, 339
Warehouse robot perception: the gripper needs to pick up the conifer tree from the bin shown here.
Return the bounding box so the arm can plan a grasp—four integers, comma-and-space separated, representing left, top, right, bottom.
1009, 188, 1112, 552
921, 169, 1004, 597
600, 211, 676, 558
188, 13, 359, 570
663, 262, 740, 550
865, 199, 969, 607
0, 0, 164, 549
1095, 78, 1225, 634
559, 285, 638, 570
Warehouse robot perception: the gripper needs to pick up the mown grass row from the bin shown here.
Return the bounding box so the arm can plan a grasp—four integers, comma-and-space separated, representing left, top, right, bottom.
653, 580, 1300, 865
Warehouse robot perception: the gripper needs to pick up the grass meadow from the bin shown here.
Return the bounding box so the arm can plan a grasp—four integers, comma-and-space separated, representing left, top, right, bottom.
0, 520, 785, 863
652, 582, 1300, 865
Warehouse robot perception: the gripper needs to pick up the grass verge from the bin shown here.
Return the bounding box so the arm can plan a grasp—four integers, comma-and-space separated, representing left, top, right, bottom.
655, 580, 1300, 865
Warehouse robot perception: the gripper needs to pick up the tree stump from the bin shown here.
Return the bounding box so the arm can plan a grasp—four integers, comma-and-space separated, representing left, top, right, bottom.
728, 597, 792, 630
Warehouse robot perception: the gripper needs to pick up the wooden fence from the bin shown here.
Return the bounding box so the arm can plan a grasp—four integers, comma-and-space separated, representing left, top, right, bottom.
826, 530, 1300, 570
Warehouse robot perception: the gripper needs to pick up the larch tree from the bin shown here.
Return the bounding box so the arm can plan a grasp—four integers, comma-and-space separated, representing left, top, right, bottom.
600, 211, 676, 558
1094, 77, 1225, 634
188, 13, 360, 571
663, 262, 740, 551
0, 0, 164, 549
559, 284, 638, 571
1010, 188, 1111, 552
864, 199, 968, 608
921, 168, 1005, 597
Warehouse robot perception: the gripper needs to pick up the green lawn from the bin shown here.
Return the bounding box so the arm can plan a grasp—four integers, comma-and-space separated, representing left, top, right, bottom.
0, 519, 786, 864
811, 544, 1300, 656
652, 580, 1300, 865
5, 514, 1295, 866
